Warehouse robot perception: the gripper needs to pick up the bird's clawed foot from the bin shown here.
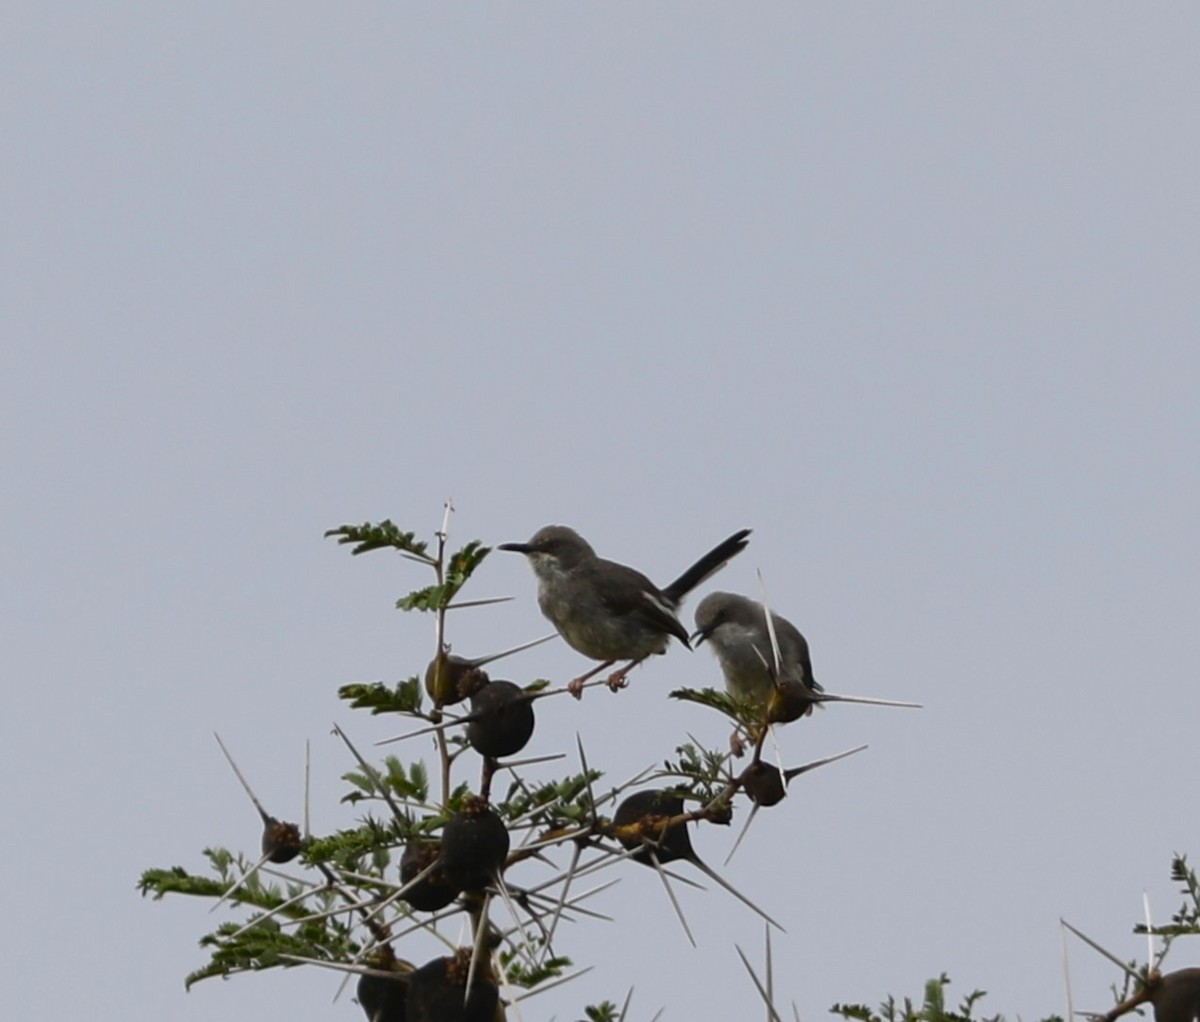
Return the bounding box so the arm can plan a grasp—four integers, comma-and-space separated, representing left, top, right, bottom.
603, 656, 645, 692
604, 670, 630, 692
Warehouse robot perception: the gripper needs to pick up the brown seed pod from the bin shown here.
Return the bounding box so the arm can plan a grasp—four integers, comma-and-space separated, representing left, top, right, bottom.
260, 815, 303, 864
766, 678, 819, 723
465, 681, 536, 759
406, 950, 500, 1022
425, 652, 490, 708
424, 636, 556, 708
399, 841, 461, 912
439, 795, 510, 892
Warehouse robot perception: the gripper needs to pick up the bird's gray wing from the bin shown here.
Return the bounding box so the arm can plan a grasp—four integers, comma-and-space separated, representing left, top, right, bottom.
591, 561, 691, 646
774, 615, 822, 691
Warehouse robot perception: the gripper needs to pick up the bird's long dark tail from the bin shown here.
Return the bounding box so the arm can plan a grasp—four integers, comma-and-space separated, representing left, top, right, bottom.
661, 528, 752, 604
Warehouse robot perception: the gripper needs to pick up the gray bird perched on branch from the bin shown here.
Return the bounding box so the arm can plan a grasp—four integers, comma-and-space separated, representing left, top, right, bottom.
691, 590, 824, 713
499, 525, 751, 695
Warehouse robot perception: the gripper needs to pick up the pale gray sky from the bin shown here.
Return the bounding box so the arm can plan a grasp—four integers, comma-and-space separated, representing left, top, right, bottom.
3, 5, 1198, 1021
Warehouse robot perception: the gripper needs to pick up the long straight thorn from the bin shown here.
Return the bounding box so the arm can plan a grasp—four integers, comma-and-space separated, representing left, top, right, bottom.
724, 804, 762, 866
514, 874, 620, 915
278, 955, 416, 980
765, 923, 775, 1013
375, 715, 467, 747
1143, 892, 1156, 970
1060, 918, 1142, 980
210, 851, 272, 913
507, 967, 596, 1006
786, 745, 870, 779
577, 733, 599, 815
493, 875, 539, 968
735, 943, 784, 1022
353, 887, 408, 932
815, 692, 922, 709
445, 596, 515, 610
754, 569, 783, 678
464, 892, 491, 1009
303, 739, 311, 839
469, 633, 559, 667
228, 882, 320, 938
331, 963, 355, 1005
545, 880, 618, 921
434, 500, 453, 652
331, 723, 408, 823
766, 722, 786, 783
545, 840, 584, 949
648, 848, 697, 946
1061, 920, 1075, 1022
213, 733, 269, 822
491, 950, 522, 1022
618, 986, 635, 1022
691, 856, 784, 932
571, 841, 705, 891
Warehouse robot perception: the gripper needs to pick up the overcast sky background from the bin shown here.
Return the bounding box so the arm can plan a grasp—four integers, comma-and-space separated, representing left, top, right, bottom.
4, 5, 1198, 1021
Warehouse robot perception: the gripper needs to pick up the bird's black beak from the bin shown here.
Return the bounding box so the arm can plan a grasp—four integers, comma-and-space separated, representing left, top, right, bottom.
497, 542, 531, 554
690, 626, 711, 647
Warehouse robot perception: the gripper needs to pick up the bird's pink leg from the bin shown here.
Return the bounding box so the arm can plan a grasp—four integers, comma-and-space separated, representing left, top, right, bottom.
604, 657, 647, 692
567, 660, 614, 699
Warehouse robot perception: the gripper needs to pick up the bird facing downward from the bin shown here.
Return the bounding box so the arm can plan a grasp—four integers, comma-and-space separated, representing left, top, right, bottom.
691, 590, 824, 711
499, 525, 751, 694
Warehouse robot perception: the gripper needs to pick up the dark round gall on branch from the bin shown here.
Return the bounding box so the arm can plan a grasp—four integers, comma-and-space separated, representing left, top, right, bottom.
614, 789, 783, 933
1152, 968, 1200, 1022
261, 816, 303, 864
406, 951, 500, 1022
399, 841, 461, 912
742, 762, 787, 807
612, 789, 692, 865
439, 795, 510, 892
465, 680, 535, 759
356, 959, 411, 1022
